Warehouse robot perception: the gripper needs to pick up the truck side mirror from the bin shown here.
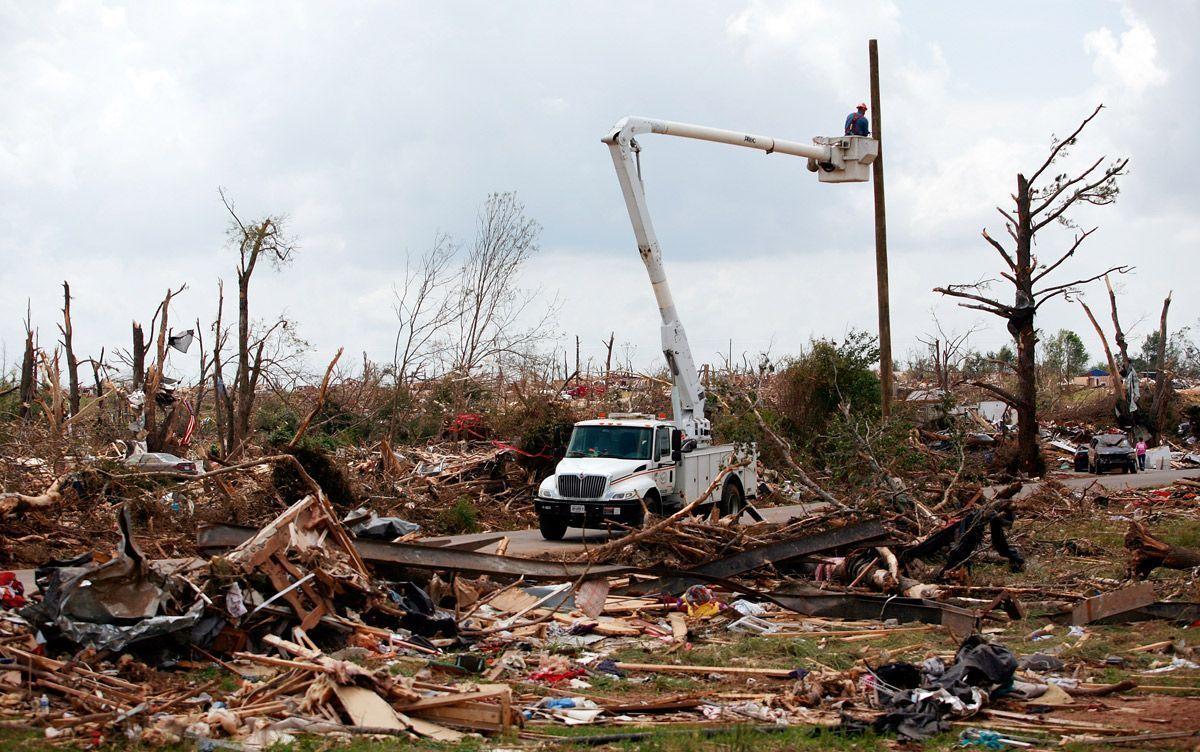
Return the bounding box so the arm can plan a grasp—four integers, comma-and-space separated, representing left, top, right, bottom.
671, 429, 682, 462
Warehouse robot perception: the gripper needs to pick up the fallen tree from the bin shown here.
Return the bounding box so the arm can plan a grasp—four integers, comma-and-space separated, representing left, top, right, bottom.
1125, 520, 1200, 580
0, 474, 70, 518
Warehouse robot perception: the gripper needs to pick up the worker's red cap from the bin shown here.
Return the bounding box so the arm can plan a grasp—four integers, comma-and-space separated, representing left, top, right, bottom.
857, 102, 868, 110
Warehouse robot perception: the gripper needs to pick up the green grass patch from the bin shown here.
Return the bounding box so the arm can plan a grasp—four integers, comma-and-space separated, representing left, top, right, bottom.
182, 664, 241, 693
436, 497, 480, 535
532, 722, 963, 751
607, 632, 950, 675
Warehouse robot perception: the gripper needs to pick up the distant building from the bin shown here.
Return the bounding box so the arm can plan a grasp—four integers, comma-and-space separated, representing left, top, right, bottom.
904, 387, 946, 403
1071, 368, 1112, 388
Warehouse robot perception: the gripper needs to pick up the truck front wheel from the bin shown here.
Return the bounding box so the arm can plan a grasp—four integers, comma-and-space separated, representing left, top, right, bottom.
539, 516, 568, 541
718, 480, 745, 517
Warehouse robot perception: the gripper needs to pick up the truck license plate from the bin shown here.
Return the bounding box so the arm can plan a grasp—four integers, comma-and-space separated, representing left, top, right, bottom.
570, 504, 585, 514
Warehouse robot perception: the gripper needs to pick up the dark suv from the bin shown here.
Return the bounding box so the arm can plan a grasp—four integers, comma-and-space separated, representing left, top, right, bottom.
1087, 434, 1137, 474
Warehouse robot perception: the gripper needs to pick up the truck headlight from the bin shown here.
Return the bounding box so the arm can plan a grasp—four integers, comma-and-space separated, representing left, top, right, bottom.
609, 490, 638, 500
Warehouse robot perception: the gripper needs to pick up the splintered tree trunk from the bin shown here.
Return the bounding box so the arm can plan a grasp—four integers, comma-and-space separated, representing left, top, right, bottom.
19, 329, 35, 420
1152, 292, 1173, 441
1011, 174, 1044, 476
61, 282, 80, 416
235, 269, 251, 450
90, 351, 106, 424
1078, 298, 1124, 414
149, 406, 178, 453
1015, 323, 1040, 473
132, 322, 146, 389
604, 332, 614, 386
1126, 521, 1200, 579
1104, 275, 1134, 425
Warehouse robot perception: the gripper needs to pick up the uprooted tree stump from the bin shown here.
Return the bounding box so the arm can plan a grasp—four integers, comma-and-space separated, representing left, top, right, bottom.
1125, 520, 1200, 579
0, 476, 69, 518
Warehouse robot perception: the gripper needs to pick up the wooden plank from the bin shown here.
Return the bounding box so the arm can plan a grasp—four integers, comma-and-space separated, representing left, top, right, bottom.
396, 685, 510, 713
411, 700, 507, 732
1071, 583, 1156, 625
669, 613, 688, 643
766, 625, 937, 638
614, 662, 793, 678
549, 612, 641, 636
332, 685, 405, 730
396, 712, 466, 742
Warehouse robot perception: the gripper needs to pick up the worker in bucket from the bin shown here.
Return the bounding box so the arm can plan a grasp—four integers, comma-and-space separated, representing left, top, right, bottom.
844, 103, 869, 137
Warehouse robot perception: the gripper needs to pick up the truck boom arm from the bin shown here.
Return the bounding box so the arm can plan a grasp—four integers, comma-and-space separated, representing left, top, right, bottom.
602, 116, 869, 443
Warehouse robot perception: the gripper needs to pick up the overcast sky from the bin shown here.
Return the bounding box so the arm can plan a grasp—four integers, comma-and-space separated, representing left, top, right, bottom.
2, 1, 1196, 382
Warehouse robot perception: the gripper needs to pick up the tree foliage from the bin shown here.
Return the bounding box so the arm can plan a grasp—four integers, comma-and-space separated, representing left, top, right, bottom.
773, 330, 881, 451
1041, 329, 1089, 380
1134, 328, 1199, 376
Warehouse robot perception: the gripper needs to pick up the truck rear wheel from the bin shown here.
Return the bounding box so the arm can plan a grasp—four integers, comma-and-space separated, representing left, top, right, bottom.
718, 480, 745, 517
539, 516, 568, 541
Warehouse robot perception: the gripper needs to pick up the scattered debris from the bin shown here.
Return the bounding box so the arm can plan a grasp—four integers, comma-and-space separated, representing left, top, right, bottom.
3, 364, 1200, 748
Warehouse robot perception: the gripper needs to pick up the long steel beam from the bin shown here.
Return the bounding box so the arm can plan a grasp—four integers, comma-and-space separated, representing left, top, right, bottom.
197, 524, 633, 580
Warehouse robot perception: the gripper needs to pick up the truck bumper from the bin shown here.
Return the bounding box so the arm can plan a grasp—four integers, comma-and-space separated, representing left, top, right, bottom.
534, 497, 644, 528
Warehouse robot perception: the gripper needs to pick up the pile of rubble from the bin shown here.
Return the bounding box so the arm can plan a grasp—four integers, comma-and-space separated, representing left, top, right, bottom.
2, 455, 1200, 748
356, 439, 543, 533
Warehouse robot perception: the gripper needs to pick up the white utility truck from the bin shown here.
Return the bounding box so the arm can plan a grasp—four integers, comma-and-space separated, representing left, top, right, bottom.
533, 117, 878, 540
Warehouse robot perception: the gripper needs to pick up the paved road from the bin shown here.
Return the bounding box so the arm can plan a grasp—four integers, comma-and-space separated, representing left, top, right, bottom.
446, 467, 1200, 559
1011, 467, 1200, 498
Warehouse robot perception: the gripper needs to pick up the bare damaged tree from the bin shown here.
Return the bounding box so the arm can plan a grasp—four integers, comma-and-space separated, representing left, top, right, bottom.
144, 285, 187, 452
1104, 274, 1134, 379
219, 189, 297, 458
192, 317, 211, 429
450, 193, 557, 374
916, 315, 982, 391
83, 348, 110, 425
1075, 273, 1144, 426
211, 280, 232, 455
934, 104, 1130, 474
58, 282, 81, 416
392, 234, 456, 385
1095, 275, 1177, 439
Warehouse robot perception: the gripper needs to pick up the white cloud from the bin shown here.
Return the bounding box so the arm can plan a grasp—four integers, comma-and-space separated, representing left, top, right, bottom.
726, 0, 901, 98
0, 2, 1195, 381
1084, 4, 1168, 98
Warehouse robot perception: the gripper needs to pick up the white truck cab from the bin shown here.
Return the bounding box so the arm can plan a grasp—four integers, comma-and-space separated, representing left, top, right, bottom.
533, 413, 757, 540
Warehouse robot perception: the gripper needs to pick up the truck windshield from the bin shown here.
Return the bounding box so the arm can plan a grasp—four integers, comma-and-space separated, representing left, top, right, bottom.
565, 426, 652, 460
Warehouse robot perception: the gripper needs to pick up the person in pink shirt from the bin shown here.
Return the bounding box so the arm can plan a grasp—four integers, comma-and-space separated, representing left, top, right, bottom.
1136, 439, 1148, 471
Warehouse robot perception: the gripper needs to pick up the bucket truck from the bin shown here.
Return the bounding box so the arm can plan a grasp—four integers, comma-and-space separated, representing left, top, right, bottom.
533, 117, 878, 540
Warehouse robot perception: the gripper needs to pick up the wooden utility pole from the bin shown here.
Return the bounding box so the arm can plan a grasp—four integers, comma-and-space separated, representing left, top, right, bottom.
869, 39, 893, 417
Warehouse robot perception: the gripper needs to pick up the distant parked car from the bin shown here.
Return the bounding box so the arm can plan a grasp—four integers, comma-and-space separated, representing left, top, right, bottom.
125, 452, 200, 475
1087, 434, 1137, 475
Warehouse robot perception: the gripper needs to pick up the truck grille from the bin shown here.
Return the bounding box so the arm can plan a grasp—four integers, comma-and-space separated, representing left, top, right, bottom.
557, 475, 607, 499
